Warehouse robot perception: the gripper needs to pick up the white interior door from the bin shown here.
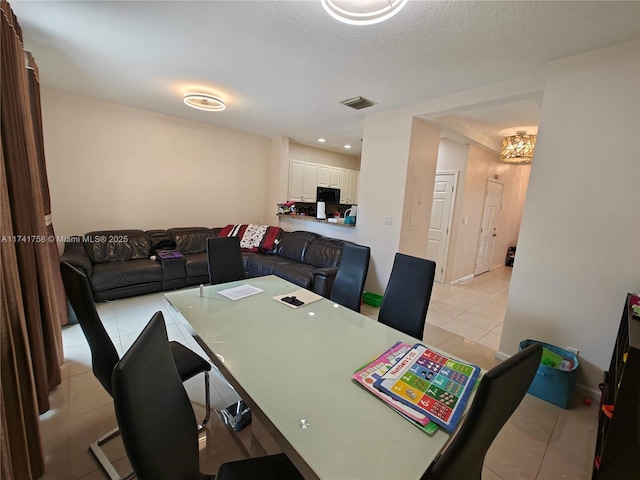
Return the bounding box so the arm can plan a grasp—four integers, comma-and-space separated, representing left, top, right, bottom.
475, 178, 503, 275
427, 172, 457, 283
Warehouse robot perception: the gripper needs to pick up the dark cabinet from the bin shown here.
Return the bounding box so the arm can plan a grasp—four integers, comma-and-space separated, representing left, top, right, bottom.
592, 294, 640, 479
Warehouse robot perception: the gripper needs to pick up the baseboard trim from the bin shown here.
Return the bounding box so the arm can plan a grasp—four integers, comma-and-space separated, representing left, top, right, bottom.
494, 351, 601, 400
450, 274, 474, 286
574, 383, 601, 400
495, 350, 510, 361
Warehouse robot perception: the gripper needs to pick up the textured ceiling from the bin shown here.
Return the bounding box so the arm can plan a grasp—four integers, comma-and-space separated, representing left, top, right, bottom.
11, 1, 640, 155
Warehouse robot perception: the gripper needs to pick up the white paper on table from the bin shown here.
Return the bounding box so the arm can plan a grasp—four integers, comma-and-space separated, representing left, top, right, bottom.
273, 288, 323, 309
217, 284, 264, 301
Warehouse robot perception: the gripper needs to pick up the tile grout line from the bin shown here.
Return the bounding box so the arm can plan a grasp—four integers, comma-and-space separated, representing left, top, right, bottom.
483, 464, 506, 480
434, 290, 507, 342
533, 409, 562, 480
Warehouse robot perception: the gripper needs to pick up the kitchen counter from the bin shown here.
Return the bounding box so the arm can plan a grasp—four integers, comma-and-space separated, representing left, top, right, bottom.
276, 214, 355, 228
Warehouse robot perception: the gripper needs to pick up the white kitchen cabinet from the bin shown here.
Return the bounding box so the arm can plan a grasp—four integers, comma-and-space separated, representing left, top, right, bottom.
339, 169, 347, 203
329, 167, 342, 189
302, 162, 318, 202
288, 160, 305, 201
318, 164, 331, 187
289, 160, 358, 204
289, 160, 318, 202
344, 169, 356, 204
340, 169, 353, 203
353, 171, 359, 203
336, 169, 357, 204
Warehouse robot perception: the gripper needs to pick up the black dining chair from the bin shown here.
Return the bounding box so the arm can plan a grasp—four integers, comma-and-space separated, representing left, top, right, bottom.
60, 262, 212, 480
378, 253, 436, 339
422, 342, 543, 480
207, 236, 246, 285
330, 242, 371, 312
112, 312, 304, 480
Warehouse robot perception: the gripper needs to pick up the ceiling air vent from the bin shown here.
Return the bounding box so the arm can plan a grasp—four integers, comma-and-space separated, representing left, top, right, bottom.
340, 96, 377, 110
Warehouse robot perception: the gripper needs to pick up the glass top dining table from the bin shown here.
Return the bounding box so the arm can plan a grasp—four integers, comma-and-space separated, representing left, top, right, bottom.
165, 275, 453, 480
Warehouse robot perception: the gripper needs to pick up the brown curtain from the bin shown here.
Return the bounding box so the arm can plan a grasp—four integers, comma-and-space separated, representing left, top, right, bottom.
26, 51, 69, 333
1, 1, 66, 478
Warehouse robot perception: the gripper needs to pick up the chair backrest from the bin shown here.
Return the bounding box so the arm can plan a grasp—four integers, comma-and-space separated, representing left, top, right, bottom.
207, 236, 246, 285
330, 243, 371, 312
60, 262, 119, 396
422, 342, 543, 480
378, 253, 436, 339
112, 312, 202, 480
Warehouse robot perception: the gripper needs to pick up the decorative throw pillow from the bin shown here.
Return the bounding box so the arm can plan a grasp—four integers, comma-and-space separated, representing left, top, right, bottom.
218, 224, 282, 252
258, 226, 281, 252
218, 224, 247, 239
240, 224, 267, 250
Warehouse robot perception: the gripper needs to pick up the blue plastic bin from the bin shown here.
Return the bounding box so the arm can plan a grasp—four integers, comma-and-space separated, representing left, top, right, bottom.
519, 339, 579, 409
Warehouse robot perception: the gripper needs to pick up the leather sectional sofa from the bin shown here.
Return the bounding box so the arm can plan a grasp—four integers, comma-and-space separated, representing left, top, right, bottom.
60, 226, 349, 302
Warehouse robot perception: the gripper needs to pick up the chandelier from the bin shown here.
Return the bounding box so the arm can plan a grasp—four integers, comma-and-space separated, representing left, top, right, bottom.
500, 131, 536, 164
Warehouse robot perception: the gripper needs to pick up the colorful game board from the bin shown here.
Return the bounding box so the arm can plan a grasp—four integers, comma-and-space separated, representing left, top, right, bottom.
374, 343, 480, 432
352, 342, 439, 435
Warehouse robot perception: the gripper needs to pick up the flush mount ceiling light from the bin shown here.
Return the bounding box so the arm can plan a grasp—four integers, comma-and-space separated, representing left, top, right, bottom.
500, 131, 536, 164
321, 0, 408, 26
183, 93, 225, 112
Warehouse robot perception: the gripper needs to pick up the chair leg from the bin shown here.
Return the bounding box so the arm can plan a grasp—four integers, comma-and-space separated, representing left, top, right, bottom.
89, 426, 134, 480
90, 372, 210, 480
197, 371, 211, 432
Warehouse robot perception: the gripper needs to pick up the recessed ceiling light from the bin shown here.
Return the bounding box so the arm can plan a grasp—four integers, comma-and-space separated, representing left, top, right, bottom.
344, 144, 352, 149
318, 138, 326, 143
183, 93, 225, 112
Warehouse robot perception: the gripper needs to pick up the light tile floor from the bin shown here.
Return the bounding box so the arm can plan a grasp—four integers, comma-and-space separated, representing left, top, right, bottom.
427, 266, 513, 351
41, 275, 599, 479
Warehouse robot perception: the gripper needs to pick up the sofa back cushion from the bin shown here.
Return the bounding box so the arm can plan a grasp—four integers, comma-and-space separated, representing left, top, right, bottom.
84, 230, 151, 264
276, 231, 320, 262
146, 229, 175, 251
304, 237, 344, 268
168, 227, 216, 255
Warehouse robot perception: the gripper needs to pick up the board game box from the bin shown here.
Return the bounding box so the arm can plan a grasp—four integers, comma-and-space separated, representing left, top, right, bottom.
352, 342, 438, 435
155, 249, 184, 260
374, 343, 480, 433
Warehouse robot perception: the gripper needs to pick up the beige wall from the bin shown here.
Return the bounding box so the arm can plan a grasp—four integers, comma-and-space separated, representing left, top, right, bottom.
492, 161, 531, 269
449, 144, 489, 282
435, 139, 470, 283
41, 88, 271, 239
357, 110, 414, 293
266, 136, 290, 221
289, 142, 360, 170
398, 119, 440, 257
501, 40, 640, 393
